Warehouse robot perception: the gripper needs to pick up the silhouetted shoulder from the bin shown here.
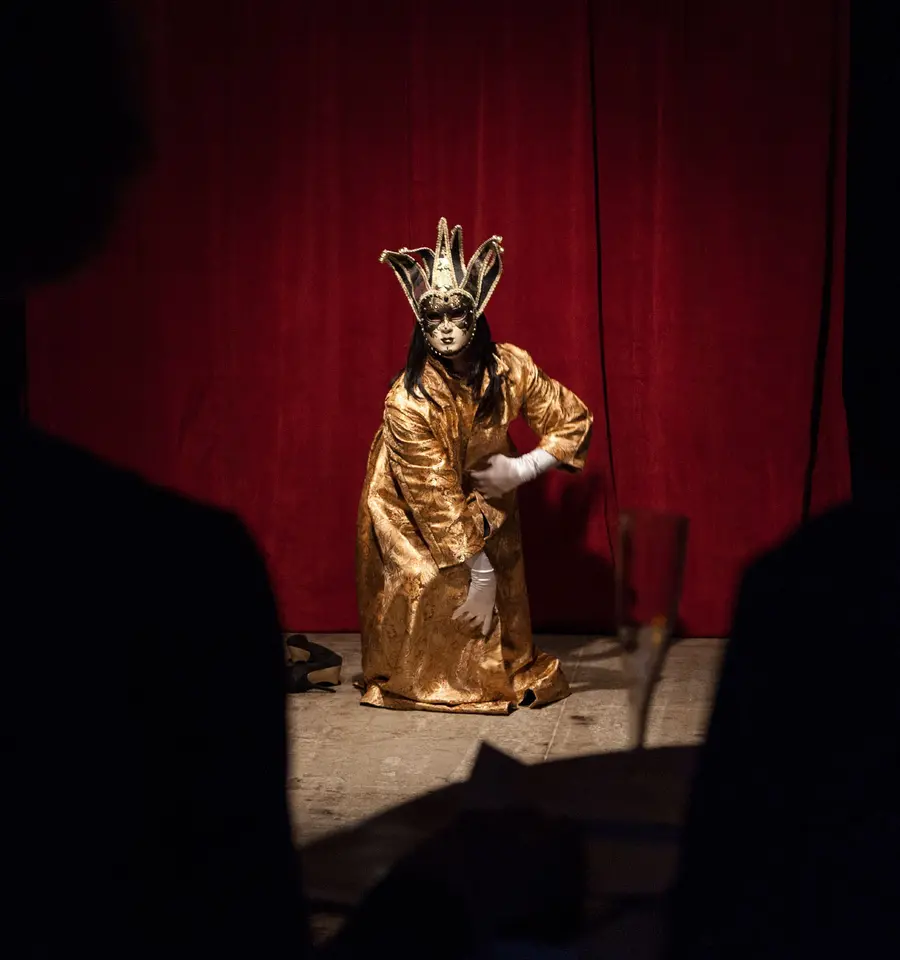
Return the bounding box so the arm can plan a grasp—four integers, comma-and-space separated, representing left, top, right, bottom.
741, 502, 859, 580
6, 425, 301, 955
21, 426, 230, 523
13, 426, 269, 596
8, 421, 288, 746
733, 501, 893, 634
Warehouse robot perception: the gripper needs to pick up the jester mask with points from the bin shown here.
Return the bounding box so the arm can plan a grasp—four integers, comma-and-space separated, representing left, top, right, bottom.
379, 217, 504, 359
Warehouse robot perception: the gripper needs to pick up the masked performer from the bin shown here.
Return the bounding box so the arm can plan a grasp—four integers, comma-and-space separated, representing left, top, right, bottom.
356, 218, 592, 714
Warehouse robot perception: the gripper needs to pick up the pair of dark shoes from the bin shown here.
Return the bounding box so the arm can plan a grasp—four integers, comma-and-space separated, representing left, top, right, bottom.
284, 634, 342, 693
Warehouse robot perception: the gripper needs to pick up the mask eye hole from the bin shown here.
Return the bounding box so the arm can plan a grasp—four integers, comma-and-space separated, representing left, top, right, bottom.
448, 309, 468, 322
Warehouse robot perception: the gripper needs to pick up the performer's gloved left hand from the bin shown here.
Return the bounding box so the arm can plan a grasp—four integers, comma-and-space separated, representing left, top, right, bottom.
452, 551, 497, 636
471, 449, 558, 499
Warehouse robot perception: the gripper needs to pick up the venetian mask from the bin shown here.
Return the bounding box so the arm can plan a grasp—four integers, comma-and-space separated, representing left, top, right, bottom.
380, 218, 504, 351
418, 290, 475, 357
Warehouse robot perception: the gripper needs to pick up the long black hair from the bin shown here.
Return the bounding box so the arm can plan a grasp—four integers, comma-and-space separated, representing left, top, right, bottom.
393, 316, 503, 422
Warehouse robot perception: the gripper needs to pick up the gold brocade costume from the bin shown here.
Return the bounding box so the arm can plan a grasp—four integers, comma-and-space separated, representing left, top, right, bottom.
356, 342, 593, 714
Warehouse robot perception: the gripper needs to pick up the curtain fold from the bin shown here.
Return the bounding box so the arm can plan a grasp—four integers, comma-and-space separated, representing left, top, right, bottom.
27, 0, 849, 636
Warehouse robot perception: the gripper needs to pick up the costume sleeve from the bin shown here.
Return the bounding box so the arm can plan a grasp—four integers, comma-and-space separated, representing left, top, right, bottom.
384, 401, 505, 569
518, 349, 593, 471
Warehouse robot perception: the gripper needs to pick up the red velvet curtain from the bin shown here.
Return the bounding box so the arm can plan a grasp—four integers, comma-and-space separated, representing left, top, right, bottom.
28, 0, 849, 636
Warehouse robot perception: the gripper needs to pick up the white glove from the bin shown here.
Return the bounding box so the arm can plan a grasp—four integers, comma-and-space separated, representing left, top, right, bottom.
470, 449, 558, 499
452, 550, 497, 637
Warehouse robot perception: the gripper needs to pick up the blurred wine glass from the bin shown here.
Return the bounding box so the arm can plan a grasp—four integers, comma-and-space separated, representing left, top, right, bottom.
616, 509, 689, 750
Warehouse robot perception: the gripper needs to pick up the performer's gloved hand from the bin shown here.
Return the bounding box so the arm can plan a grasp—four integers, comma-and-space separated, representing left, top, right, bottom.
452, 551, 497, 637
471, 449, 558, 500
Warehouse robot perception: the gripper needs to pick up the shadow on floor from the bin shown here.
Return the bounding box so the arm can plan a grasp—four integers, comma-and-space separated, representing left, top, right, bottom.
301, 743, 698, 948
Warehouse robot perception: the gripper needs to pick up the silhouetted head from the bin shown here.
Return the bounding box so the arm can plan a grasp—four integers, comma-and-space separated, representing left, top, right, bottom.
0, 0, 150, 295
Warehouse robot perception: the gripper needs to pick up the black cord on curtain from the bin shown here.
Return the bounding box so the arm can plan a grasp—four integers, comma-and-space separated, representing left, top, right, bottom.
801, 0, 844, 524
586, 0, 619, 561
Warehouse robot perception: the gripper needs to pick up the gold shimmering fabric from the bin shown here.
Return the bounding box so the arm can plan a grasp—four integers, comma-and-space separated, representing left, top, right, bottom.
356, 342, 593, 714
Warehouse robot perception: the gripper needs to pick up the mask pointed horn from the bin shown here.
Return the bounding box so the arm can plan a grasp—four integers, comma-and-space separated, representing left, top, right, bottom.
463, 235, 504, 317
379, 249, 430, 318
449, 224, 466, 285
407, 246, 436, 279
434, 217, 452, 262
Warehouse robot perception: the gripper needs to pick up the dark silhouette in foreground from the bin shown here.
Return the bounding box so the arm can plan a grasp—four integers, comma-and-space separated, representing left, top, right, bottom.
3, 2, 307, 955
666, 503, 900, 958
666, 4, 900, 951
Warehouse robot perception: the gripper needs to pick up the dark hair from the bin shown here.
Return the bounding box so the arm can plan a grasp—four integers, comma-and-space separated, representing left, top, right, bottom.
394, 316, 503, 422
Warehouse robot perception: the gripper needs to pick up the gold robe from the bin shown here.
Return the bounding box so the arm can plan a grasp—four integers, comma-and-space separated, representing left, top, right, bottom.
356, 342, 593, 714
